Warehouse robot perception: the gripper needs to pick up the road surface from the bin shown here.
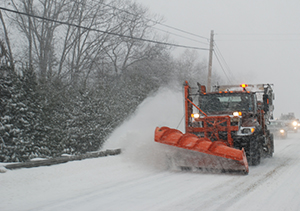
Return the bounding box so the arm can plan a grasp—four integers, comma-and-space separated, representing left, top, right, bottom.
1, 88, 299, 211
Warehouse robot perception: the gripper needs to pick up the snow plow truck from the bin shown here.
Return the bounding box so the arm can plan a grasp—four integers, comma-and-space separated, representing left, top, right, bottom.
155, 82, 275, 174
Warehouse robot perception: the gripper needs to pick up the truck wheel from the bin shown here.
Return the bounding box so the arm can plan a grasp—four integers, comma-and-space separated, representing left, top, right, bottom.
267, 134, 274, 158
249, 138, 262, 166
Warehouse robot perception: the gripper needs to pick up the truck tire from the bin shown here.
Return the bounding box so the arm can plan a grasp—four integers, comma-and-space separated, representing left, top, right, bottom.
267, 133, 274, 158
248, 137, 262, 166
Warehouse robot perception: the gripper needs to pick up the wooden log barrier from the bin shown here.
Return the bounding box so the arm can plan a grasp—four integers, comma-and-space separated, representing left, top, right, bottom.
4, 149, 121, 170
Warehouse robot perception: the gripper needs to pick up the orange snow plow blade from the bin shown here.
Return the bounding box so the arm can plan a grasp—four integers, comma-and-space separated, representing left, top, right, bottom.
155, 127, 249, 174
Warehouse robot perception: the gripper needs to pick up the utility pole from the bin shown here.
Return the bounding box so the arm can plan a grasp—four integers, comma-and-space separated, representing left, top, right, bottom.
207, 30, 214, 92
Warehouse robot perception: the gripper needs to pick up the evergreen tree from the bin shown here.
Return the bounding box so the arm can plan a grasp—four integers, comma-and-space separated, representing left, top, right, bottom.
0, 65, 51, 162
19, 68, 51, 159
0, 65, 26, 162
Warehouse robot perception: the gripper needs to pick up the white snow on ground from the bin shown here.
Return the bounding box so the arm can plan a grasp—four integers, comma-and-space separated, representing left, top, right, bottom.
1, 87, 300, 211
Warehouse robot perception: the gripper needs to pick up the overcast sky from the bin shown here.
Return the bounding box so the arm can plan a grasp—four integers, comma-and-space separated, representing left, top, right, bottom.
135, 0, 300, 119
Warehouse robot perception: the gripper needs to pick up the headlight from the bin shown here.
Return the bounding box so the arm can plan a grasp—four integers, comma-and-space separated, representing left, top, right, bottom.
280, 129, 285, 134
233, 111, 242, 117
293, 121, 298, 126
237, 127, 255, 135
191, 113, 200, 119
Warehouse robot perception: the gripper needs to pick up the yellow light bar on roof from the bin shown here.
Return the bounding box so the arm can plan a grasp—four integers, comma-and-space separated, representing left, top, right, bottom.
240, 84, 248, 88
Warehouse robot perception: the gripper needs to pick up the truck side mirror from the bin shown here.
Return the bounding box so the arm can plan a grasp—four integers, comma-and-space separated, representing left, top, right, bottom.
263, 94, 269, 112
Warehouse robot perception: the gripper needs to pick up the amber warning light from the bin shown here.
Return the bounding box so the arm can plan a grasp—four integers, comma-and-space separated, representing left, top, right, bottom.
240, 84, 248, 88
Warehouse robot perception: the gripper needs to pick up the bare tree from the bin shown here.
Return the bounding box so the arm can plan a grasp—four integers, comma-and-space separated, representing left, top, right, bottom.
103, 0, 167, 74
172, 50, 209, 86
9, 0, 168, 89
56, 0, 114, 89
0, 10, 14, 69
11, 0, 70, 83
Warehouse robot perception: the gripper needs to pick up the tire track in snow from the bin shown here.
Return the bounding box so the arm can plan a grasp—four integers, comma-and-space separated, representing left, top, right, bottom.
198, 142, 300, 211
161, 142, 298, 211
212, 157, 294, 211
33, 170, 171, 211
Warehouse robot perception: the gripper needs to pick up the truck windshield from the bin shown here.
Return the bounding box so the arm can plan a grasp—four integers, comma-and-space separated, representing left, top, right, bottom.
199, 93, 253, 113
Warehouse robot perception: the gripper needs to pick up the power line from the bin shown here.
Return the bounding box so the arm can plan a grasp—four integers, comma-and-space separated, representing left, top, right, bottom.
0, 6, 209, 51
153, 27, 209, 45
213, 50, 232, 84
155, 22, 209, 41
214, 42, 236, 81
213, 41, 238, 84
99, 2, 209, 41
216, 33, 300, 36
215, 33, 300, 42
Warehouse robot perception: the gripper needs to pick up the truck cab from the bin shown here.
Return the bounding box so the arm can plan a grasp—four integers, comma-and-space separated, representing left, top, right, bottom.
188, 83, 274, 165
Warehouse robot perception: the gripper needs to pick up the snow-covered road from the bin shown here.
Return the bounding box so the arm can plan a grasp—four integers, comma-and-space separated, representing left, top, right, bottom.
1, 87, 300, 211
